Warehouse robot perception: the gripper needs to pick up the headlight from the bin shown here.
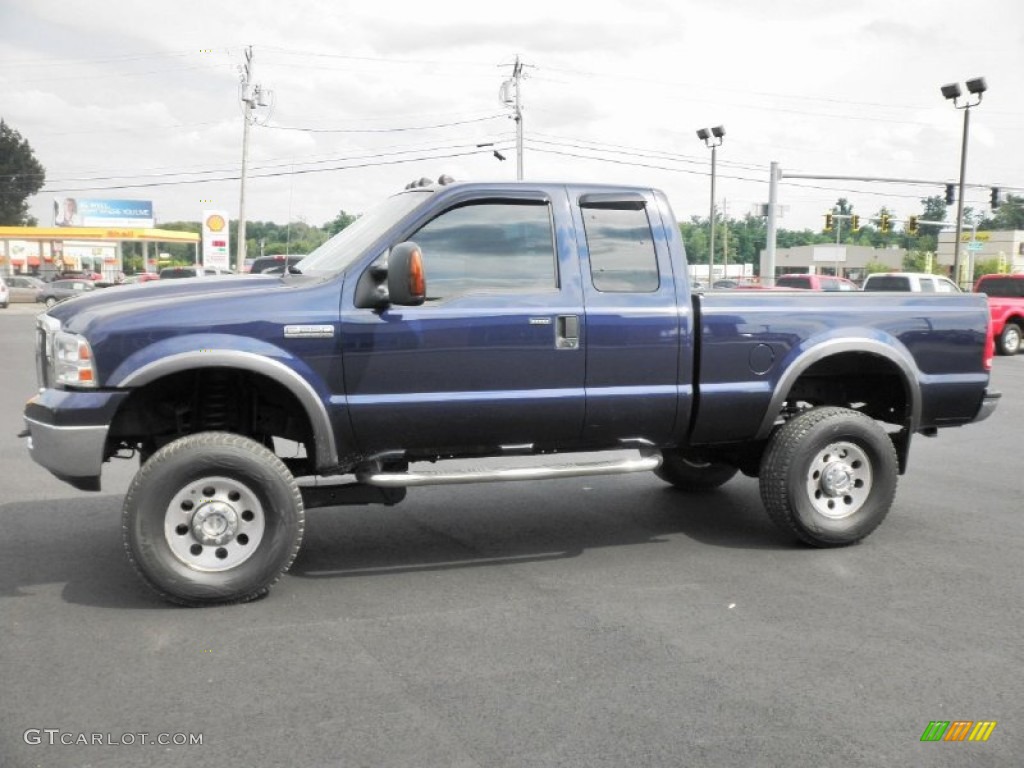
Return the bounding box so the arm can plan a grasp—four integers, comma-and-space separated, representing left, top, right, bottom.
53, 331, 98, 387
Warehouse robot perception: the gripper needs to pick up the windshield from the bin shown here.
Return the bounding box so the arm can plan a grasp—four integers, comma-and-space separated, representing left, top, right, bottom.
298, 191, 430, 274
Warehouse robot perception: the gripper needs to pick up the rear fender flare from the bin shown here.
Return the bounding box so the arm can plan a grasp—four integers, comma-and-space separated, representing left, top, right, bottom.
754, 337, 921, 441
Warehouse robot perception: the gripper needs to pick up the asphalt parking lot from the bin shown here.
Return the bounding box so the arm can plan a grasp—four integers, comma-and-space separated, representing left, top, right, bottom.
1, 303, 1021, 767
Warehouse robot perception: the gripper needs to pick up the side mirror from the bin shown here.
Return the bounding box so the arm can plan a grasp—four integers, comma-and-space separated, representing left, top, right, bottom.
386, 242, 426, 306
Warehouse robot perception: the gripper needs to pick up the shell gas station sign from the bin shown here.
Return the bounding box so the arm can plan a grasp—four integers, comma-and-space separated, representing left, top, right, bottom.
202, 211, 231, 271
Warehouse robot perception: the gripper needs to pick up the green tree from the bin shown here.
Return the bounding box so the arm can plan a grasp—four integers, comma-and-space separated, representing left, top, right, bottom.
973, 257, 1002, 279
324, 210, 357, 237
863, 260, 891, 275
0, 119, 46, 225
832, 198, 853, 216
902, 250, 938, 273
978, 194, 1024, 231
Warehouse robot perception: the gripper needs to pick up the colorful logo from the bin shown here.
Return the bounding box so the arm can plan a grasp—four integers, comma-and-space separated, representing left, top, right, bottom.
205, 214, 226, 232
920, 721, 997, 742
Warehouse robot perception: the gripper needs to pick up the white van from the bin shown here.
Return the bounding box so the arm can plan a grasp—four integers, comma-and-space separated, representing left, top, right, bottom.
861, 272, 961, 293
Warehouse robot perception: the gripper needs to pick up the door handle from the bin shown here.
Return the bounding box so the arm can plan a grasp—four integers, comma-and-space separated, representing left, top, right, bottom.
556, 315, 580, 349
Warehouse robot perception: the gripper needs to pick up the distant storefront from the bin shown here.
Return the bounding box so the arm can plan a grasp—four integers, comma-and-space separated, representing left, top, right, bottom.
760, 244, 908, 283
0, 226, 199, 281
937, 229, 1024, 283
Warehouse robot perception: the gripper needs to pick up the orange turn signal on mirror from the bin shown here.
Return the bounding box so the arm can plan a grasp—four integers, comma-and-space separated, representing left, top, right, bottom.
409, 249, 425, 298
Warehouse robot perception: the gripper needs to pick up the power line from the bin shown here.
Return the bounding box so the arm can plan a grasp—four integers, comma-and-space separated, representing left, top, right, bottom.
38, 146, 511, 194
262, 113, 505, 134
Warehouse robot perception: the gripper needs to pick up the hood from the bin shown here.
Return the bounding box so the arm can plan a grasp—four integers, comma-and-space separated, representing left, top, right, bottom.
47, 274, 313, 328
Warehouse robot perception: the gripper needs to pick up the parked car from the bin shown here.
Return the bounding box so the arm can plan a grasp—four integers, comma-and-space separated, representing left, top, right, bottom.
0, 276, 8, 309
57, 270, 102, 281
973, 273, 1024, 355
159, 266, 232, 279
5, 275, 48, 302
249, 254, 305, 274
35, 278, 96, 307
862, 272, 960, 293
775, 274, 859, 291
122, 273, 161, 285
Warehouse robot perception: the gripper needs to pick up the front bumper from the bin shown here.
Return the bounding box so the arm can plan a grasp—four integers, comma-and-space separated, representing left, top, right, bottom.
22, 388, 131, 491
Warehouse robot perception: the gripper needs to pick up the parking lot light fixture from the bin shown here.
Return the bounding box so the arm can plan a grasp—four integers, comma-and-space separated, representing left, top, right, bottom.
942, 77, 986, 289
697, 125, 725, 281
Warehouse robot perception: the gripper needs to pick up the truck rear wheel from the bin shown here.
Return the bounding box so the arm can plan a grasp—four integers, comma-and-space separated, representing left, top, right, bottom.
759, 407, 898, 547
997, 323, 1022, 355
655, 451, 738, 491
122, 431, 304, 606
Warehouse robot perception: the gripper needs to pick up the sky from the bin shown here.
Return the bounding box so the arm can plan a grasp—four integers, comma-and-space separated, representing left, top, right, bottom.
2, 0, 1022, 235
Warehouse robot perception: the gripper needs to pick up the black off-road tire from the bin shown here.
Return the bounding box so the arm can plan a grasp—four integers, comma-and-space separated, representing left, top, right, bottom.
997, 323, 1022, 356
122, 431, 304, 606
759, 407, 898, 547
655, 451, 738, 491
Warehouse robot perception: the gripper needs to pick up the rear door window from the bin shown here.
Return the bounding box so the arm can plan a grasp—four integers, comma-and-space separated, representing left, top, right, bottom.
977, 277, 1024, 297
778, 275, 811, 289
580, 202, 659, 293
865, 276, 910, 291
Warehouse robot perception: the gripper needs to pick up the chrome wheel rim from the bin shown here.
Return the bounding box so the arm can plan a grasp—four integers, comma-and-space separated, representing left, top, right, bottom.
164, 476, 266, 571
1006, 327, 1021, 353
806, 441, 872, 520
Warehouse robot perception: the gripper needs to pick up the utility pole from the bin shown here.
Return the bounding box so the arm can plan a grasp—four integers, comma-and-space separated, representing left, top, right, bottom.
513, 55, 524, 180
722, 198, 729, 275
765, 161, 779, 283
238, 46, 254, 273
500, 56, 526, 180
237, 46, 270, 273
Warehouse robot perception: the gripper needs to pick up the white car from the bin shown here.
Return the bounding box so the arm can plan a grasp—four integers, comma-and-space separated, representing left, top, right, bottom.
0, 275, 9, 308
862, 272, 961, 293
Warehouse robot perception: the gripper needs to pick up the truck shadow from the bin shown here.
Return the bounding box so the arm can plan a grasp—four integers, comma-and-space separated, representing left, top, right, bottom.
0, 478, 796, 607
0, 497, 160, 608
291, 476, 795, 581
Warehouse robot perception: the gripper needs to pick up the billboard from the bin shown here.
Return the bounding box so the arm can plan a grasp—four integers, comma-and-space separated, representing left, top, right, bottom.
53, 198, 155, 228
202, 210, 231, 271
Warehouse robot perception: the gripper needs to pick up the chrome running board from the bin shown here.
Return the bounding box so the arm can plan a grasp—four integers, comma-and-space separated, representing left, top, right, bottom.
357, 453, 662, 488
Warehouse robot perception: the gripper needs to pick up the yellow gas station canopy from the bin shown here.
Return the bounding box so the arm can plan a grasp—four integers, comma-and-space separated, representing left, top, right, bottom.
0, 226, 199, 244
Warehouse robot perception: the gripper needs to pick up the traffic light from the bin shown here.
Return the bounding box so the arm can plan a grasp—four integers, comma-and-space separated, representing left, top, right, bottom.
907, 215, 919, 235
991, 187, 1001, 209
879, 213, 891, 233
945, 184, 955, 205
850, 214, 860, 231
824, 212, 834, 232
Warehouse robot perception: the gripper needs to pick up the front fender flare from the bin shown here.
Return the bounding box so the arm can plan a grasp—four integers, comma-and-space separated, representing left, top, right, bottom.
115, 348, 338, 469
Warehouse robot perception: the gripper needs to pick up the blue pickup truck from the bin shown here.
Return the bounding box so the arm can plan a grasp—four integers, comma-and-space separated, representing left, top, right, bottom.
22, 179, 999, 605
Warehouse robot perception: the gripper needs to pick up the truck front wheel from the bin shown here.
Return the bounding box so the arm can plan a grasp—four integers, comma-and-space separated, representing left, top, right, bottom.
759, 407, 898, 547
655, 451, 738, 491
122, 432, 304, 606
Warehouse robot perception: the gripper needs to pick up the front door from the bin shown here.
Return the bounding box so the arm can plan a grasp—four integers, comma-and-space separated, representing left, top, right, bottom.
341, 193, 586, 456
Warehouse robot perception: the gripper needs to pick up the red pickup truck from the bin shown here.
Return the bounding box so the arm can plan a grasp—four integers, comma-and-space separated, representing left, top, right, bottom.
974, 274, 1024, 355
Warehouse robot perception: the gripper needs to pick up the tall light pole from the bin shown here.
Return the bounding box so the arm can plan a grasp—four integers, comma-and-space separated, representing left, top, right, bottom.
941, 77, 986, 288
697, 126, 725, 281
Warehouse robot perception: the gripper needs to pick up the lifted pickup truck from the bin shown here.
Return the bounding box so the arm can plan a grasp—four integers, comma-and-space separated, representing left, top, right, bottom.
22, 180, 1000, 605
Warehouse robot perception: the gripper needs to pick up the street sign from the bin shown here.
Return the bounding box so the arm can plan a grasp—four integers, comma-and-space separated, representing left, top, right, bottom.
967, 242, 983, 252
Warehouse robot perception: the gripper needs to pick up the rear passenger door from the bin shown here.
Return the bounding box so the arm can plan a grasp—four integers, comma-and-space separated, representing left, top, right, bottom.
571, 191, 685, 444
